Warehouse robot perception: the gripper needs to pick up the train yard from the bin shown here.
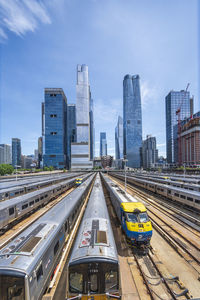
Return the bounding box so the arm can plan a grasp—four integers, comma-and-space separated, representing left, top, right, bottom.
0, 172, 200, 299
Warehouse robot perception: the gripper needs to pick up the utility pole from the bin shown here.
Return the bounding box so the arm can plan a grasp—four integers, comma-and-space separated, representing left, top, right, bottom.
123, 156, 128, 193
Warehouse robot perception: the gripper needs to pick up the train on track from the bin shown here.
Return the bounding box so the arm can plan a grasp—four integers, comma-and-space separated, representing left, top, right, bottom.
101, 174, 152, 248
110, 173, 200, 211
0, 174, 90, 232
0, 173, 82, 201
67, 174, 120, 299
0, 174, 95, 300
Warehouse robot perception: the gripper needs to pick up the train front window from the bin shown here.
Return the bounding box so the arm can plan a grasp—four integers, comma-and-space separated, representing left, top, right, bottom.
0, 273, 25, 300
125, 213, 138, 223
105, 270, 118, 292
69, 272, 83, 293
138, 212, 149, 223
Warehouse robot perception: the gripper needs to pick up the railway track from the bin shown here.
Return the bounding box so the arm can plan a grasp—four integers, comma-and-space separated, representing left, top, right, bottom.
102, 176, 193, 299
0, 187, 75, 250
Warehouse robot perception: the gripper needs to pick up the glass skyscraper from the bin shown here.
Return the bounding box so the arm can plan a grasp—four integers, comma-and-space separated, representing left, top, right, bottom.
115, 116, 123, 159
67, 104, 76, 168
12, 138, 21, 167
123, 74, 142, 168
43, 88, 68, 169
165, 90, 193, 163
100, 132, 107, 157
71, 64, 93, 169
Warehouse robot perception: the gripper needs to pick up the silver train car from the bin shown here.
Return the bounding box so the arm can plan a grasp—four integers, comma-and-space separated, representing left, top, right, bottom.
110, 173, 200, 211
0, 173, 82, 201
0, 174, 95, 300
67, 174, 120, 299
0, 174, 90, 231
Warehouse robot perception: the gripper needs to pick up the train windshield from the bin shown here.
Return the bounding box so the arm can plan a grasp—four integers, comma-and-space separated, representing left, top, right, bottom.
69, 262, 119, 294
0, 271, 25, 300
126, 212, 149, 223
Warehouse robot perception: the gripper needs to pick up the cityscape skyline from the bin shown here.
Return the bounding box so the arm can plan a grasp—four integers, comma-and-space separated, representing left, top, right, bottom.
0, 0, 199, 159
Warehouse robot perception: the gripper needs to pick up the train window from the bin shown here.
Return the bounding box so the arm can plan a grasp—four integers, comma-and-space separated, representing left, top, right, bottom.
36, 265, 43, 281
174, 193, 179, 197
125, 213, 137, 223
187, 197, 193, 201
105, 271, 118, 292
29, 201, 34, 206
9, 207, 14, 215
168, 191, 171, 194
0, 274, 25, 300
5, 193, 9, 197
35, 198, 39, 203
54, 241, 59, 255
40, 196, 44, 200
45, 194, 48, 198
65, 221, 68, 232
195, 200, 200, 204
69, 272, 83, 293
22, 204, 28, 210
180, 195, 186, 199
138, 212, 149, 223
89, 274, 98, 292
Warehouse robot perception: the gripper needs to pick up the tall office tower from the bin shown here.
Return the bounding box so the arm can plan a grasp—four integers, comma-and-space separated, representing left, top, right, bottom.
71, 64, 93, 169
43, 88, 68, 169
67, 104, 76, 168
0, 146, 3, 164
165, 90, 193, 164
100, 132, 107, 157
123, 74, 142, 168
0, 144, 11, 164
12, 138, 21, 167
90, 98, 95, 160
142, 135, 158, 169
38, 136, 43, 168
115, 116, 123, 159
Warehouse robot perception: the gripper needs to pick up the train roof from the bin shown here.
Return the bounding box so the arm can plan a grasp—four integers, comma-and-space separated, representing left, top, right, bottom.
69, 175, 118, 266
0, 175, 95, 274
121, 202, 146, 212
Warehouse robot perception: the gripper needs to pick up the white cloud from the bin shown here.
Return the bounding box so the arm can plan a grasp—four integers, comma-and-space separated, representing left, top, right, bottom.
141, 81, 157, 108
0, 0, 51, 39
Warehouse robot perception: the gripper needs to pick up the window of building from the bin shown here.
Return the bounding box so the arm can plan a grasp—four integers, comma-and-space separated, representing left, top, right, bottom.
50, 94, 57, 97
50, 132, 57, 135
127, 120, 130, 124
50, 155, 56, 157
50, 114, 57, 118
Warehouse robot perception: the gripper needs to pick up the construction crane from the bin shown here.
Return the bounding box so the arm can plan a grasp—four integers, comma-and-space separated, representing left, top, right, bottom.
176, 83, 190, 166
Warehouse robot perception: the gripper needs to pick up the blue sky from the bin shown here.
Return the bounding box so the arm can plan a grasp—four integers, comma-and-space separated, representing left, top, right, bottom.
0, 0, 199, 158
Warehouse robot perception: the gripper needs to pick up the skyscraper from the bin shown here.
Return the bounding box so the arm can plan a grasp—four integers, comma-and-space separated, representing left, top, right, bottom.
115, 116, 123, 159
165, 90, 193, 163
71, 64, 93, 169
67, 104, 76, 168
38, 136, 43, 168
12, 138, 21, 167
142, 135, 158, 169
43, 88, 68, 169
100, 132, 107, 157
0, 144, 11, 164
90, 98, 95, 160
123, 74, 142, 168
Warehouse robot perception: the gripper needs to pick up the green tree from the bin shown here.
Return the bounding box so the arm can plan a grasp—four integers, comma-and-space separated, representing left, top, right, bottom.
0, 164, 14, 176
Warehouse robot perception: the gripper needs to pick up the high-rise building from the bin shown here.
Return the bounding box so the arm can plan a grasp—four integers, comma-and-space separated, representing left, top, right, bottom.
123, 74, 142, 168
38, 136, 43, 168
100, 132, 107, 157
165, 90, 193, 163
0, 146, 3, 164
90, 98, 95, 160
142, 135, 158, 169
115, 116, 123, 159
12, 138, 21, 167
71, 64, 93, 169
43, 88, 68, 169
0, 144, 11, 164
67, 104, 76, 168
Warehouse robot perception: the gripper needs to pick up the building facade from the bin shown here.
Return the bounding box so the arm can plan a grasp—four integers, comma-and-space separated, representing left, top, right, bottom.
38, 137, 43, 168
165, 90, 193, 164
100, 132, 107, 157
123, 74, 142, 168
179, 112, 200, 165
43, 88, 68, 169
71, 64, 93, 169
12, 138, 21, 167
142, 135, 158, 169
67, 104, 76, 168
115, 116, 123, 159
0, 144, 11, 164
